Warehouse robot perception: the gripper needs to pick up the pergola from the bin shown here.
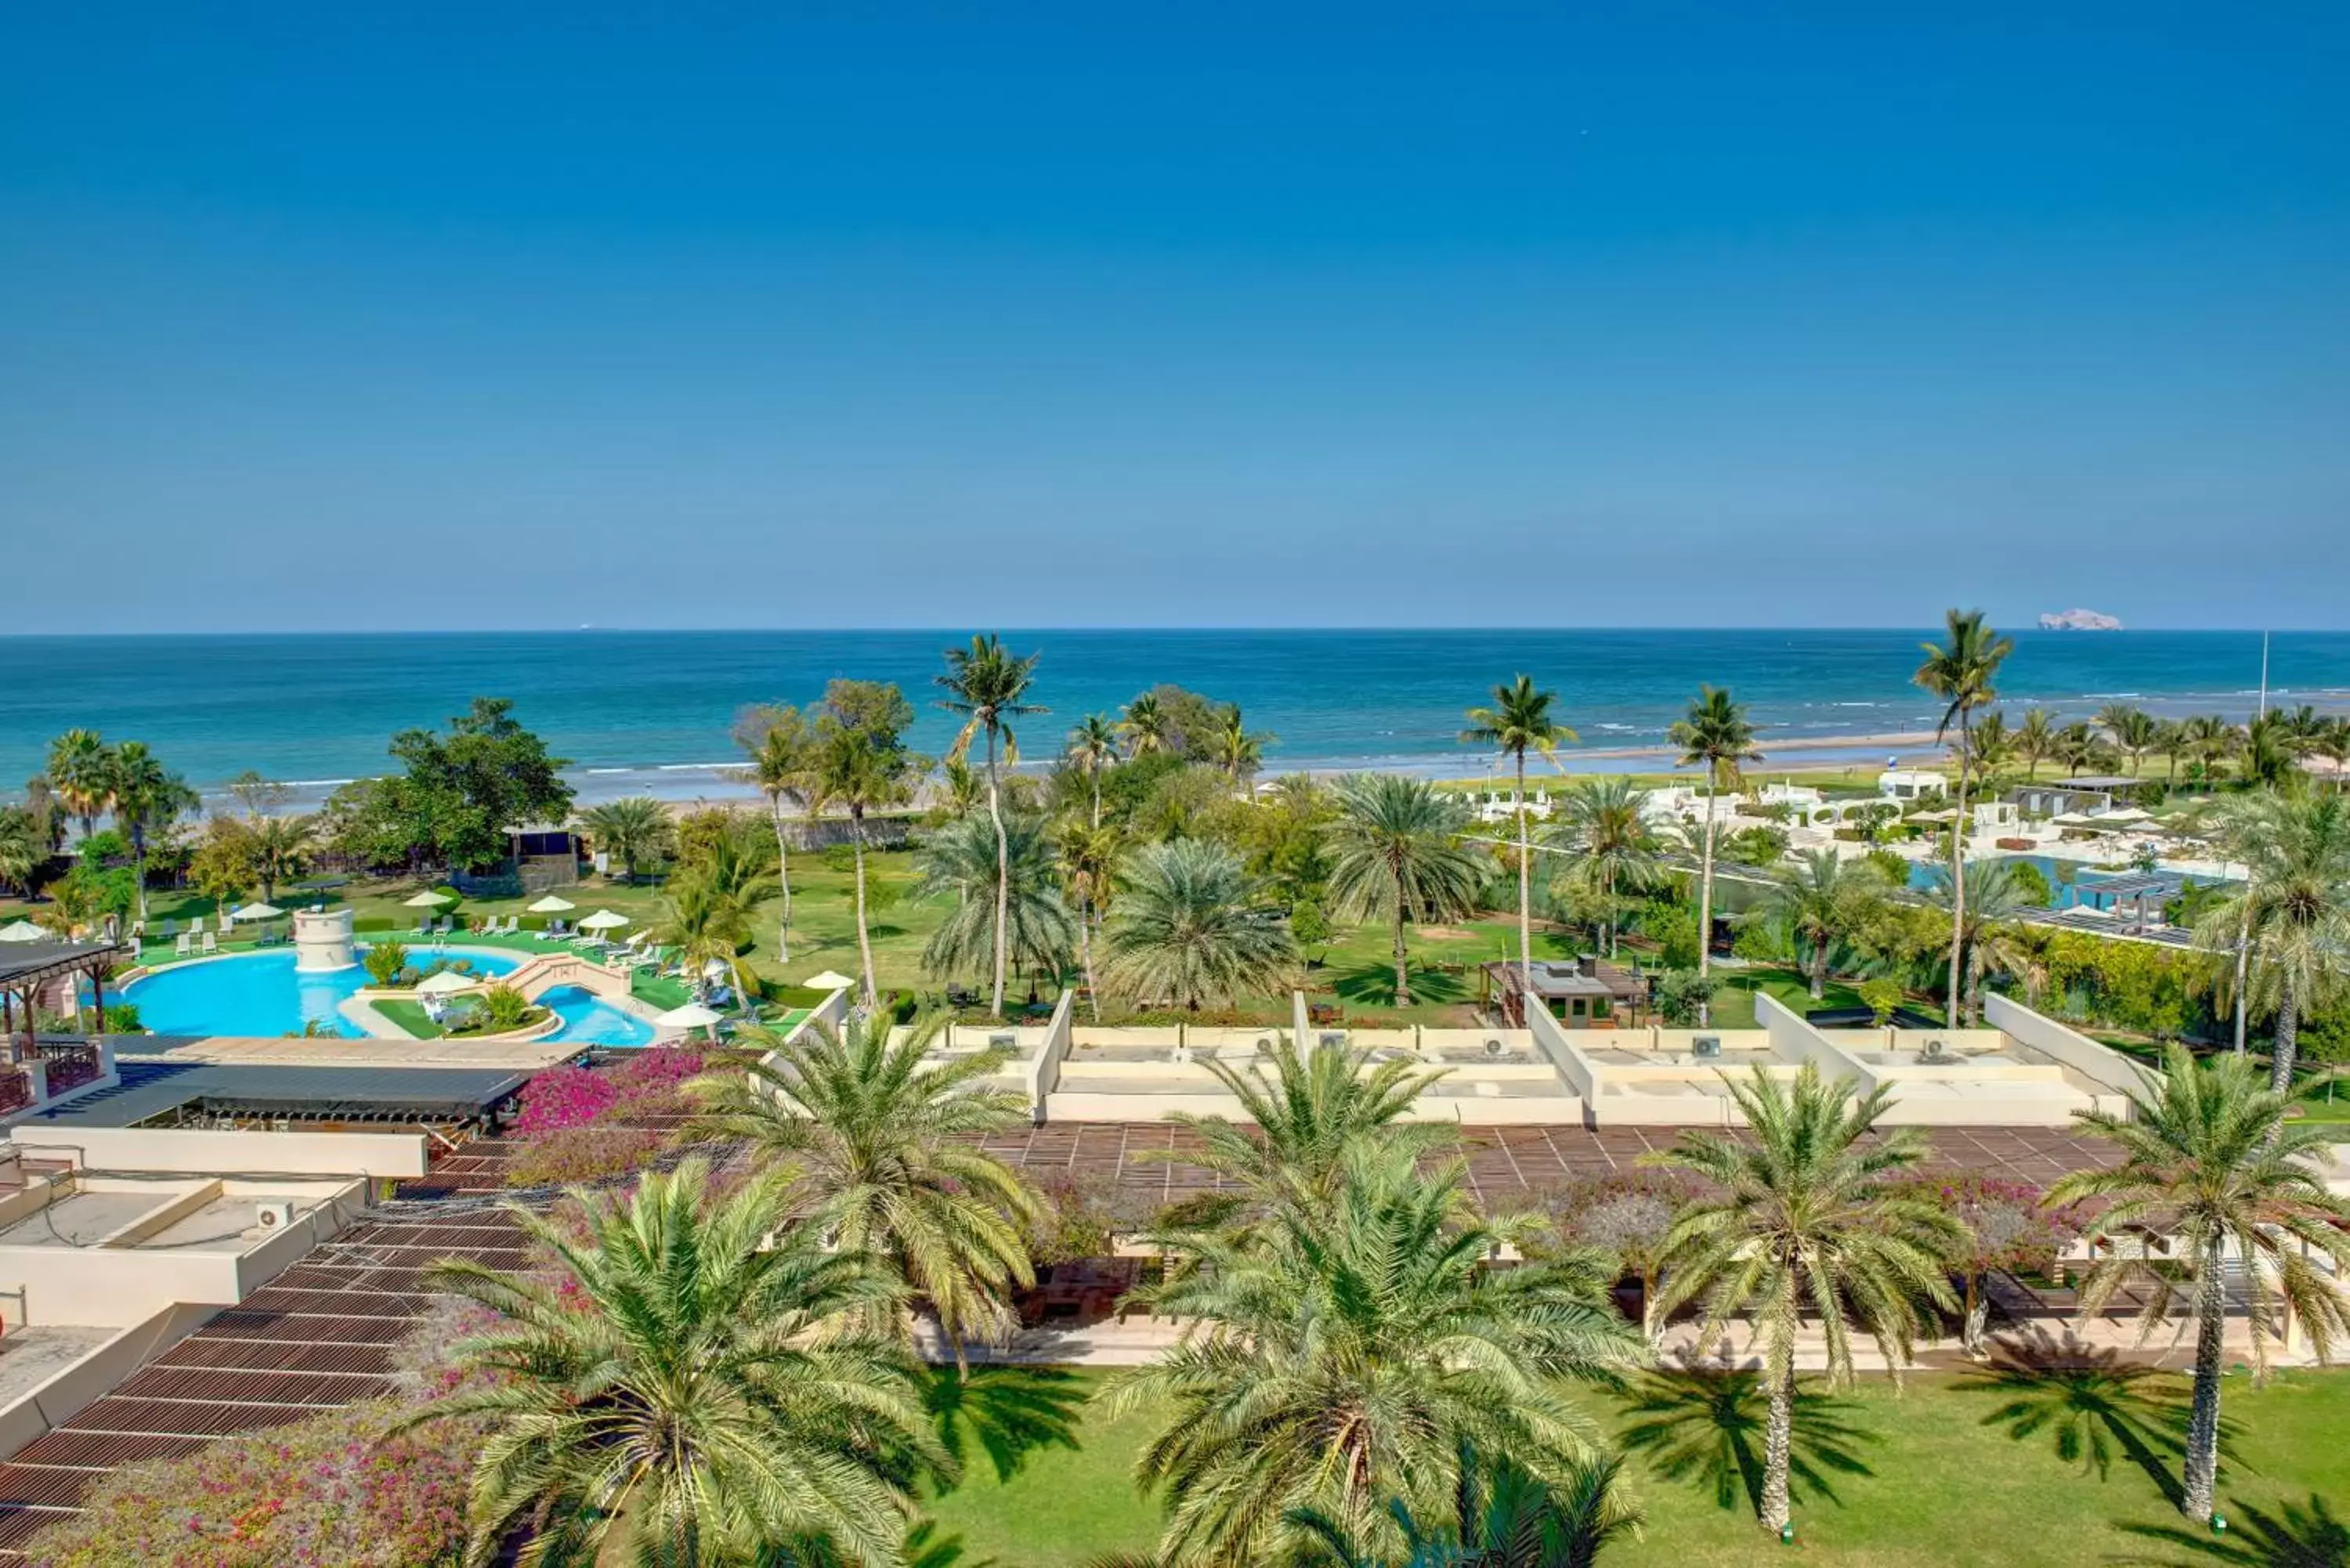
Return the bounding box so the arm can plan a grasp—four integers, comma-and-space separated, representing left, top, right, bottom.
0, 938, 131, 1057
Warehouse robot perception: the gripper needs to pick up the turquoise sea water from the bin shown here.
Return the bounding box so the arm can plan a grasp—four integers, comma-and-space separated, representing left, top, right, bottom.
5, 630, 2346, 803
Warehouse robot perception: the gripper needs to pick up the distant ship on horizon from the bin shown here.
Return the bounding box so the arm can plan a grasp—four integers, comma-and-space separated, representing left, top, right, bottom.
2039, 608, 2124, 631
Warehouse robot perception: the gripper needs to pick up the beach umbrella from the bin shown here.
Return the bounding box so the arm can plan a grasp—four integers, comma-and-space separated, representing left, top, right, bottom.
0, 919, 47, 943
802, 970, 855, 992
414, 970, 475, 996
702, 957, 732, 979
656, 1001, 724, 1041
526, 894, 577, 914
580, 909, 630, 933
403, 890, 454, 909
232, 901, 284, 922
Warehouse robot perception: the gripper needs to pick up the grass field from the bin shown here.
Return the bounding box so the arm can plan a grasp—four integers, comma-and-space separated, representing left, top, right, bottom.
921, 1366, 2350, 1567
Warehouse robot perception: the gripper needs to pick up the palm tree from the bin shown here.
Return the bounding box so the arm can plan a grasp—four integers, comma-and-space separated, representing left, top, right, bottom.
2015, 708, 2058, 780
410, 1158, 941, 1567
107, 741, 195, 924
1463, 676, 1578, 1000
575, 795, 674, 885
1919, 858, 2038, 1024
2049, 1047, 2350, 1524
246, 812, 315, 904
1098, 838, 1298, 1012
1325, 774, 1486, 1008
1054, 817, 1121, 1020
912, 811, 1076, 993
0, 807, 43, 899
1913, 609, 2015, 1024
2099, 705, 2160, 776
1761, 849, 1887, 1002
653, 875, 758, 1003
1157, 1035, 1454, 1212
1119, 691, 1171, 757
1650, 1064, 1961, 1536
1101, 1145, 1646, 1563
1065, 714, 1121, 828
736, 707, 812, 959
45, 729, 114, 843
688, 1013, 1043, 1371
1286, 1444, 1645, 1568
2153, 717, 2194, 782
1549, 777, 1657, 959
1209, 703, 1274, 793
2194, 791, 2350, 1093
809, 687, 916, 1009
2178, 715, 2236, 788
1668, 687, 1762, 1017
937, 634, 1048, 1019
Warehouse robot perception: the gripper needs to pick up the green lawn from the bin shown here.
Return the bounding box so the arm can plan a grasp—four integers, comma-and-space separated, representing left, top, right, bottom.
372, 998, 442, 1039
920, 1367, 2350, 1567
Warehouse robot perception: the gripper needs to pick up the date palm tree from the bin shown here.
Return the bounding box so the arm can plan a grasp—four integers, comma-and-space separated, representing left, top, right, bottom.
687, 1013, 1043, 1373
2193, 791, 2350, 1093
2015, 707, 2058, 781
1760, 848, 1887, 1001
1209, 703, 1274, 793
45, 729, 114, 844
1914, 609, 2014, 1024
2050, 1047, 2350, 1524
108, 741, 196, 924
1325, 774, 1486, 1008
1464, 676, 1577, 1001
1668, 687, 1761, 1017
410, 1158, 942, 1568
576, 795, 675, 885
1099, 837, 1298, 1012
1549, 777, 1657, 959
1650, 1064, 1960, 1537
246, 811, 315, 904
809, 688, 916, 1009
937, 634, 1048, 1019
1119, 691, 1171, 757
1286, 1443, 1645, 1568
1065, 713, 1121, 828
736, 706, 812, 959
0, 807, 42, 900
911, 810, 1075, 992
653, 874, 758, 1003
1101, 1145, 1646, 1564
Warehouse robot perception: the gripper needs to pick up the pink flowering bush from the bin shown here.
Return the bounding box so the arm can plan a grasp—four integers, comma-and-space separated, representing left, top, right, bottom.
508, 1048, 707, 1136
504, 1124, 667, 1188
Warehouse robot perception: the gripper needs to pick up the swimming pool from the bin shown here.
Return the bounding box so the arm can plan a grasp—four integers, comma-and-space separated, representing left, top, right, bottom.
121, 945, 654, 1043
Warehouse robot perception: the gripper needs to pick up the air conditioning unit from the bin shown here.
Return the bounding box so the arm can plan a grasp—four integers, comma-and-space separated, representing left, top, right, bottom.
1318, 1031, 1347, 1049
255, 1201, 298, 1232
987, 1031, 1018, 1049
1484, 1039, 1506, 1057
1693, 1036, 1723, 1060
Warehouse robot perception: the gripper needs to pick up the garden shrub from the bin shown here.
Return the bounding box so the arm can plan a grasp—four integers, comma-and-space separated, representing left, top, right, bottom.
363, 940, 409, 987
504, 1124, 667, 1188
510, 1063, 624, 1133
1653, 968, 1715, 1026
480, 983, 531, 1029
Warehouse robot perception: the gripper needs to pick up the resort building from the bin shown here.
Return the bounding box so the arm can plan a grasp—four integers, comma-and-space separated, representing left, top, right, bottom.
1479, 955, 1647, 1028
1875, 768, 1947, 802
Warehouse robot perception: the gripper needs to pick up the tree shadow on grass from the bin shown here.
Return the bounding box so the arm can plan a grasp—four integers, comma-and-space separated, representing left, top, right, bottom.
903, 1519, 1003, 1568
1617, 1368, 1875, 1516
923, 1363, 1087, 1489
1952, 1329, 2247, 1511
1326, 963, 1469, 1007
2114, 1494, 2350, 1566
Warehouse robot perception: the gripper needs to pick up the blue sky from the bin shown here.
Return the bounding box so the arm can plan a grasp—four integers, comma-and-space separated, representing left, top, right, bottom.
3, 3, 2345, 631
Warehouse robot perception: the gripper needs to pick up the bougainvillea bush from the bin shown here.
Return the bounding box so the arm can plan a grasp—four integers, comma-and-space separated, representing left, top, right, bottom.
504, 1124, 668, 1188
508, 1047, 707, 1136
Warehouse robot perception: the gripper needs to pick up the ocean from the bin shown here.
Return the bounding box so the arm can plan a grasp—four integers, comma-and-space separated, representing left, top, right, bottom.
3, 629, 2345, 807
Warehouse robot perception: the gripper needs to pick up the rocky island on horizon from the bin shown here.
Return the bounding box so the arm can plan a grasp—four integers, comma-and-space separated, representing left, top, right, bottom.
2038, 607, 2124, 631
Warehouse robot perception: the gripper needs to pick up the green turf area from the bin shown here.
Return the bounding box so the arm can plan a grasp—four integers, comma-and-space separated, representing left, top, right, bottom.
918, 1367, 2350, 1567
372, 998, 442, 1039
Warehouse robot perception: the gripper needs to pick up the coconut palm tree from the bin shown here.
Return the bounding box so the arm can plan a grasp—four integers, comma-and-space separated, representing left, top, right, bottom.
2049, 1047, 2350, 1524
246, 812, 315, 904
1760, 849, 1888, 1002
1209, 703, 1274, 793
1285, 1443, 1646, 1568
576, 796, 675, 885
808, 686, 917, 1009
911, 811, 1076, 994
410, 1158, 942, 1568
1101, 1145, 1647, 1564
1463, 676, 1577, 1000
0, 807, 43, 900
937, 634, 1048, 1019
1054, 817, 1121, 1020
653, 875, 758, 1003
45, 729, 114, 844
687, 1013, 1043, 1371
1119, 691, 1171, 758
1325, 774, 1486, 1009
1914, 609, 2015, 1024
2014, 708, 2058, 781
1667, 687, 1761, 1017
1157, 1035, 1454, 1213
2194, 791, 2350, 1093
1650, 1064, 1961, 1536
736, 706, 812, 959
1918, 858, 2038, 1024
1099, 837, 1297, 1012
107, 742, 196, 924
1065, 714, 1122, 829
2099, 705, 2160, 776
1548, 777, 1657, 959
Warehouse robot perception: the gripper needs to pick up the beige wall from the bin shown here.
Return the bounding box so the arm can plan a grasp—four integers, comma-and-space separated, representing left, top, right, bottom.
12, 1125, 429, 1178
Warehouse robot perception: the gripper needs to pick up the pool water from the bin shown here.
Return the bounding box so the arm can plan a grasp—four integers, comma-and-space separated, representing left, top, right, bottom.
121, 946, 653, 1043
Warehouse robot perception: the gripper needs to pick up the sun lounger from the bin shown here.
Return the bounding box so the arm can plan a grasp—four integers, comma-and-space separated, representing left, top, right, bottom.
174, 933, 192, 957
199, 932, 218, 955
